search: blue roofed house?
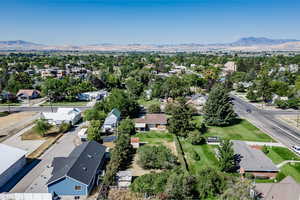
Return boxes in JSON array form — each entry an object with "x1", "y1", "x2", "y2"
[
  {"x1": 102, "y1": 108, "x2": 121, "y2": 132},
  {"x1": 47, "y1": 141, "x2": 107, "y2": 198}
]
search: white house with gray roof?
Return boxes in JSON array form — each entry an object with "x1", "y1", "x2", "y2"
[{"x1": 102, "y1": 108, "x2": 121, "y2": 132}]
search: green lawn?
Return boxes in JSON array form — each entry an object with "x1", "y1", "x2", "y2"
[
  {"x1": 281, "y1": 163, "x2": 300, "y2": 183},
  {"x1": 135, "y1": 131, "x2": 174, "y2": 145},
  {"x1": 265, "y1": 146, "x2": 300, "y2": 164},
  {"x1": 41, "y1": 101, "x2": 87, "y2": 106},
  {"x1": 137, "y1": 98, "x2": 160, "y2": 108},
  {"x1": 180, "y1": 140, "x2": 219, "y2": 174},
  {"x1": 193, "y1": 116, "x2": 274, "y2": 142}
]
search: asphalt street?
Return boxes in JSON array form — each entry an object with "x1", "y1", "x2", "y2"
[
  {"x1": 233, "y1": 95, "x2": 300, "y2": 147},
  {"x1": 0, "y1": 106, "x2": 90, "y2": 113}
]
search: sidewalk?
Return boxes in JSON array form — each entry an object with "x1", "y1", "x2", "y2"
[
  {"x1": 245, "y1": 141, "x2": 285, "y2": 147},
  {"x1": 277, "y1": 160, "x2": 300, "y2": 168}
]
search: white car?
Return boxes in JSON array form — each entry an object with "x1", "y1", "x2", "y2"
[{"x1": 291, "y1": 145, "x2": 300, "y2": 154}]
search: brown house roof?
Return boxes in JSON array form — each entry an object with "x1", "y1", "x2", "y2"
[
  {"x1": 255, "y1": 176, "x2": 300, "y2": 200},
  {"x1": 134, "y1": 114, "x2": 167, "y2": 125},
  {"x1": 16, "y1": 89, "x2": 40, "y2": 97}
]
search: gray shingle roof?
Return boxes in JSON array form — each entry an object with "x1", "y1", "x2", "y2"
[
  {"x1": 232, "y1": 140, "x2": 278, "y2": 172},
  {"x1": 47, "y1": 141, "x2": 107, "y2": 186}
]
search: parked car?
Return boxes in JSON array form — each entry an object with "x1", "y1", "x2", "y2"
[{"x1": 291, "y1": 145, "x2": 300, "y2": 154}]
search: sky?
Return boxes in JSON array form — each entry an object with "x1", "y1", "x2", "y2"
[{"x1": 1, "y1": 0, "x2": 300, "y2": 45}]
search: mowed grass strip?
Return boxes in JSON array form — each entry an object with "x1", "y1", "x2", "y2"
[
  {"x1": 180, "y1": 140, "x2": 218, "y2": 174},
  {"x1": 281, "y1": 163, "x2": 300, "y2": 183},
  {"x1": 193, "y1": 116, "x2": 274, "y2": 142},
  {"x1": 265, "y1": 147, "x2": 300, "y2": 164},
  {"x1": 135, "y1": 131, "x2": 174, "y2": 145}
]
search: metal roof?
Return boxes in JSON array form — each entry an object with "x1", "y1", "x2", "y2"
[
  {"x1": 47, "y1": 141, "x2": 106, "y2": 186},
  {"x1": 0, "y1": 144, "x2": 27, "y2": 175},
  {"x1": 232, "y1": 140, "x2": 278, "y2": 172}
]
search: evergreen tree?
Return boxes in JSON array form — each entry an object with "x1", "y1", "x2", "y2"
[
  {"x1": 217, "y1": 139, "x2": 236, "y2": 172},
  {"x1": 204, "y1": 84, "x2": 237, "y2": 126},
  {"x1": 246, "y1": 88, "x2": 258, "y2": 102}
]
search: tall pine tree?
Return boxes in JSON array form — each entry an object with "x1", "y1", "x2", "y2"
[{"x1": 204, "y1": 84, "x2": 237, "y2": 126}]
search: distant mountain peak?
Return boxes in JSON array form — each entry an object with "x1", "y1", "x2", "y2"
[
  {"x1": 230, "y1": 37, "x2": 300, "y2": 46},
  {"x1": 0, "y1": 40, "x2": 43, "y2": 46}
]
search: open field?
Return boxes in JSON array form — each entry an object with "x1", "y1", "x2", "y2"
[
  {"x1": 264, "y1": 146, "x2": 300, "y2": 164},
  {"x1": 41, "y1": 101, "x2": 87, "y2": 106},
  {"x1": 0, "y1": 111, "x2": 37, "y2": 130},
  {"x1": 193, "y1": 116, "x2": 274, "y2": 142}
]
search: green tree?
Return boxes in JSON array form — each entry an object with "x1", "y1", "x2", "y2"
[
  {"x1": 34, "y1": 119, "x2": 52, "y2": 137},
  {"x1": 118, "y1": 118, "x2": 136, "y2": 135},
  {"x1": 87, "y1": 120, "x2": 102, "y2": 142},
  {"x1": 167, "y1": 100, "x2": 194, "y2": 137},
  {"x1": 220, "y1": 179, "x2": 253, "y2": 200},
  {"x1": 246, "y1": 88, "x2": 258, "y2": 102},
  {"x1": 187, "y1": 131, "x2": 206, "y2": 145},
  {"x1": 83, "y1": 108, "x2": 106, "y2": 121},
  {"x1": 165, "y1": 171, "x2": 197, "y2": 200},
  {"x1": 148, "y1": 103, "x2": 161, "y2": 113},
  {"x1": 217, "y1": 139, "x2": 236, "y2": 172},
  {"x1": 197, "y1": 167, "x2": 227, "y2": 199},
  {"x1": 138, "y1": 145, "x2": 177, "y2": 169},
  {"x1": 203, "y1": 84, "x2": 237, "y2": 126}
]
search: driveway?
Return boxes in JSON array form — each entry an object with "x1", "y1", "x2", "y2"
[
  {"x1": 2, "y1": 124, "x2": 45, "y2": 156},
  {"x1": 9, "y1": 125, "x2": 82, "y2": 193}
]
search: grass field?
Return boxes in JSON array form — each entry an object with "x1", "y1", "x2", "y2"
[
  {"x1": 41, "y1": 101, "x2": 87, "y2": 106},
  {"x1": 135, "y1": 131, "x2": 174, "y2": 145},
  {"x1": 281, "y1": 163, "x2": 300, "y2": 183},
  {"x1": 193, "y1": 116, "x2": 274, "y2": 142},
  {"x1": 180, "y1": 140, "x2": 219, "y2": 174},
  {"x1": 265, "y1": 146, "x2": 300, "y2": 164},
  {"x1": 137, "y1": 98, "x2": 160, "y2": 108},
  {"x1": 22, "y1": 126, "x2": 60, "y2": 140}
]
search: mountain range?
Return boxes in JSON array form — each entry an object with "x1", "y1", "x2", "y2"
[{"x1": 0, "y1": 37, "x2": 300, "y2": 52}]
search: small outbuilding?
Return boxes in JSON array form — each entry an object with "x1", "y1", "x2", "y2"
[
  {"x1": 16, "y1": 89, "x2": 40, "y2": 100},
  {"x1": 0, "y1": 144, "x2": 27, "y2": 188}
]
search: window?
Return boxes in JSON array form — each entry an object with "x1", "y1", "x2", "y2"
[{"x1": 75, "y1": 185, "x2": 81, "y2": 190}]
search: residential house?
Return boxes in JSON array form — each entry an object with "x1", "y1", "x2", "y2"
[
  {"x1": 134, "y1": 113, "x2": 167, "y2": 131},
  {"x1": 254, "y1": 176, "x2": 300, "y2": 200},
  {"x1": 223, "y1": 61, "x2": 237, "y2": 73},
  {"x1": 0, "y1": 144, "x2": 27, "y2": 188},
  {"x1": 16, "y1": 89, "x2": 40, "y2": 100},
  {"x1": 232, "y1": 140, "x2": 279, "y2": 178},
  {"x1": 102, "y1": 109, "x2": 121, "y2": 132},
  {"x1": 41, "y1": 108, "x2": 82, "y2": 125},
  {"x1": 47, "y1": 141, "x2": 107, "y2": 198},
  {"x1": 186, "y1": 94, "x2": 208, "y2": 110},
  {"x1": 77, "y1": 90, "x2": 108, "y2": 101},
  {"x1": 116, "y1": 170, "x2": 132, "y2": 188}
]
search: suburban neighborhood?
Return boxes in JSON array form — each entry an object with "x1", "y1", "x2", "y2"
[{"x1": 0, "y1": 52, "x2": 300, "y2": 200}]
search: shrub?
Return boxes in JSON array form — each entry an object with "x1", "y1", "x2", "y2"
[
  {"x1": 34, "y1": 119, "x2": 52, "y2": 137},
  {"x1": 187, "y1": 131, "x2": 206, "y2": 145},
  {"x1": 138, "y1": 145, "x2": 178, "y2": 169},
  {"x1": 191, "y1": 150, "x2": 201, "y2": 161},
  {"x1": 262, "y1": 145, "x2": 269, "y2": 154},
  {"x1": 59, "y1": 122, "x2": 71, "y2": 133},
  {"x1": 275, "y1": 172, "x2": 286, "y2": 182},
  {"x1": 148, "y1": 104, "x2": 161, "y2": 113}
]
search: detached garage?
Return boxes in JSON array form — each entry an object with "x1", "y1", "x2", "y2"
[{"x1": 0, "y1": 144, "x2": 27, "y2": 188}]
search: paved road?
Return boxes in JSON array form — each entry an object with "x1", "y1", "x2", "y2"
[
  {"x1": 0, "y1": 106, "x2": 90, "y2": 112},
  {"x1": 233, "y1": 95, "x2": 300, "y2": 148},
  {"x1": 9, "y1": 126, "x2": 81, "y2": 193}
]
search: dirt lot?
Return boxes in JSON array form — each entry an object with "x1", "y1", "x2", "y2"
[
  {"x1": 0, "y1": 111, "x2": 37, "y2": 130},
  {"x1": 277, "y1": 115, "x2": 300, "y2": 130}
]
